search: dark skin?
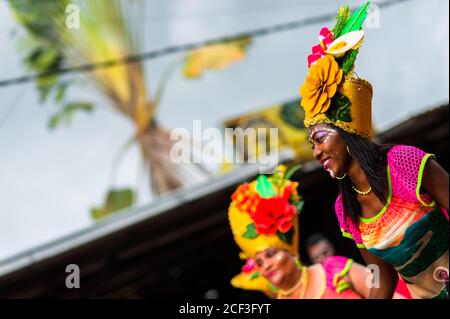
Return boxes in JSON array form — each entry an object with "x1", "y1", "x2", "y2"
[{"x1": 309, "y1": 123, "x2": 449, "y2": 298}]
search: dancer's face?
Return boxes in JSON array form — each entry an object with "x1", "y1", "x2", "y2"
[
  {"x1": 307, "y1": 239, "x2": 335, "y2": 264},
  {"x1": 308, "y1": 123, "x2": 350, "y2": 179},
  {"x1": 254, "y1": 248, "x2": 298, "y2": 288}
]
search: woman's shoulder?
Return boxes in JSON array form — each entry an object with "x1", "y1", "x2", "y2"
[
  {"x1": 387, "y1": 144, "x2": 429, "y2": 165},
  {"x1": 386, "y1": 144, "x2": 434, "y2": 181},
  {"x1": 304, "y1": 264, "x2": 326, "y2": 298},
  {"x1": 322, "y1": 256, "x2": 354, "y2": 292},
  {"x1": 386, "y1": 144, "x2": 436, "y2": 203},
  {"x1": 334, "y1": 194, "x2": 344, "y2": 222},
  {"x1": 322, "y1": 256, "x2": 352, "y2": 272}
]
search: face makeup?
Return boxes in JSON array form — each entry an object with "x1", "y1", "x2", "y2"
[
  {"x1": 309, "y1": 125, "x2": 339, "y2": 178},
  {"x1": 308, "y1": 126, "x2": 338, "y2": 144}
]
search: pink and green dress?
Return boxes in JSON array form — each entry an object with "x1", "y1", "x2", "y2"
[
  {"x1": 316, "y1": 256, "x2": 362, "y2": 299},
  {"x1": 335, "y1": 145, "x2": 449, "y2": 299}
]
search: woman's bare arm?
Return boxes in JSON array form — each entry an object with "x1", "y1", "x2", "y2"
[
  {"x1": 359, "y1": 248, "x2": 398, "y2": 299},
  {"x1": 347, "y1": 261, "x2": 371, "y2": 299},
  {"x1": 421, "y1": 158, "x2": 449, "y2": 212}
]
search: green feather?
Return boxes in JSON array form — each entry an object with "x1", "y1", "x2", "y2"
[
  {"x1": 340, "y1": 1, "x2": 371, "y2": 35},
  {"x1": 255, "y1": 175, "x2": 277, "y2": 198}
]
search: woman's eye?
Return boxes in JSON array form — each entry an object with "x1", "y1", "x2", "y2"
[
  {"x1": 256, "y1": 259, "x2": 263, "y2": 267},
  {"x1": 316, "y1": 133, "x2": 327, "y2": 143},
  {"x1": 266, "y1": 249, "x2": 276, "y2": 257}
]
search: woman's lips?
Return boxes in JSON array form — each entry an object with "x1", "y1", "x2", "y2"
[
  {"x1": 322, "y1": 158, "x2": 331, "y2": 170},
  {"x1": 267, "y1": 270, "x2": 277, "y2": 278}
]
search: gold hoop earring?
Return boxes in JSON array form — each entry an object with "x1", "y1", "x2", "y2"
[{"x1": 336, "y1": 173, "x2": 347, "y2": 180}]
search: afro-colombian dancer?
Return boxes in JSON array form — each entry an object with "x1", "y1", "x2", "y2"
[{"x1": 298, "y1": 1, "x2": 449, "y2": 299}]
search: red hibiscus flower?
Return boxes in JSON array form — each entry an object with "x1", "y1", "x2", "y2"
[
  {"x1": 307, "y1": 27, "x2": 334, "y2": 67},
  {"x1": 251, "y1": 196, "x2": 296, "y2": 235}
]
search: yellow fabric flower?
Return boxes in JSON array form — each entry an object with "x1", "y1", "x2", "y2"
[{"x1": 299, "y1": 55, "x2": 343, "y2": 120}]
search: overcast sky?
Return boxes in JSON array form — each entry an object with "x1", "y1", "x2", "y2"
[{"x1": 0, "y1": 0, "x2": 448, "y2": 262}]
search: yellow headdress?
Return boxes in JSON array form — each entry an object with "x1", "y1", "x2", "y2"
[
  {"x1": 299, "y1": 2, "x2": 373, "y2": 138},
  {"x1": 228, "y1": 165, "x2": 304, "y2": 296}
]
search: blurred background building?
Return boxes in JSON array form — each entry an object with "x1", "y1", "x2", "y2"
[{"x1": 0, "y1": 0, "x2": 448, "y2": 298}]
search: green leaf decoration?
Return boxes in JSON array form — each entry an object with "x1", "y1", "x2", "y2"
[
  {"x1": 295, "y1": 200, "x2": 305, "y2": 215},
  {"x1": 243, "y1": 223, "x2": 259, "y2": 239},
  {"x1": 256, "y1": 175, "x2": 277, "y2": 198},
  {"x1": 91, "y1": 188, "x2": 135, "y2": 220},
  {"x1": 284, "y1": 164, "x2": 301, "y2": 181},
  {"x1": 48, "y1": 102, "x2": 94, "y2": 129},
  {"x1": 332, "y1": 5, "x2": 351, "y2": 39},
  {"x1": 340, "y1": 1, "x2": 371, "y2": 36},
  {"x1": 341, "y1": 49, "x2": 359, "y2": 75},
  {"x1": 277, "y1": 227, "x2": 294, "y2": 245},
  {"x1": 268, "y1": 282, "x2": 279, "y2": 292},
  {"x1": 250, "y1": 272, "x2": 260, "y2": 281},
  {"x1": 327, "y1": 93, "x2": 352, "y2": 123}
]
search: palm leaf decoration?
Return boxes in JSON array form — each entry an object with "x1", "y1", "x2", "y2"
[
  {"x1": 7, "y1": 0, "x2": 251, "y2": 219},
  {"x1": 332, "y1": 5, "x2": 351, "y2": 39}
]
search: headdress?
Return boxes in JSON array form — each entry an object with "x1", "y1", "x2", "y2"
[
  {"x1": 299, "y1": 2, "x2": 373, "y2": 138},
  {"x1": 228, "y1": 165, "x2": 304, "y2": 296}
]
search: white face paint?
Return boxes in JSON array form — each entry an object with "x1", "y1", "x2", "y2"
[
  {"x1": 327, "y1": 168, "x2": 336, "y2": 179},
  {"x1": 309, "y1": 125, "x2": 340, "y2": 179},
  {"x1": 308, "y1": 126, "x2": 339, "y2": 144}
]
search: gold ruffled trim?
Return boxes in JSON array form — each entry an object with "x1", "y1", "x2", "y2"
[{"x1": 304, "y1": 115, "x2": 371, "y2": 138}]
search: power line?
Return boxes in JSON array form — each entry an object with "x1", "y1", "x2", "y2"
[{"x1": 0, "y1": 0, "x2": 413, "y2": 88}]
